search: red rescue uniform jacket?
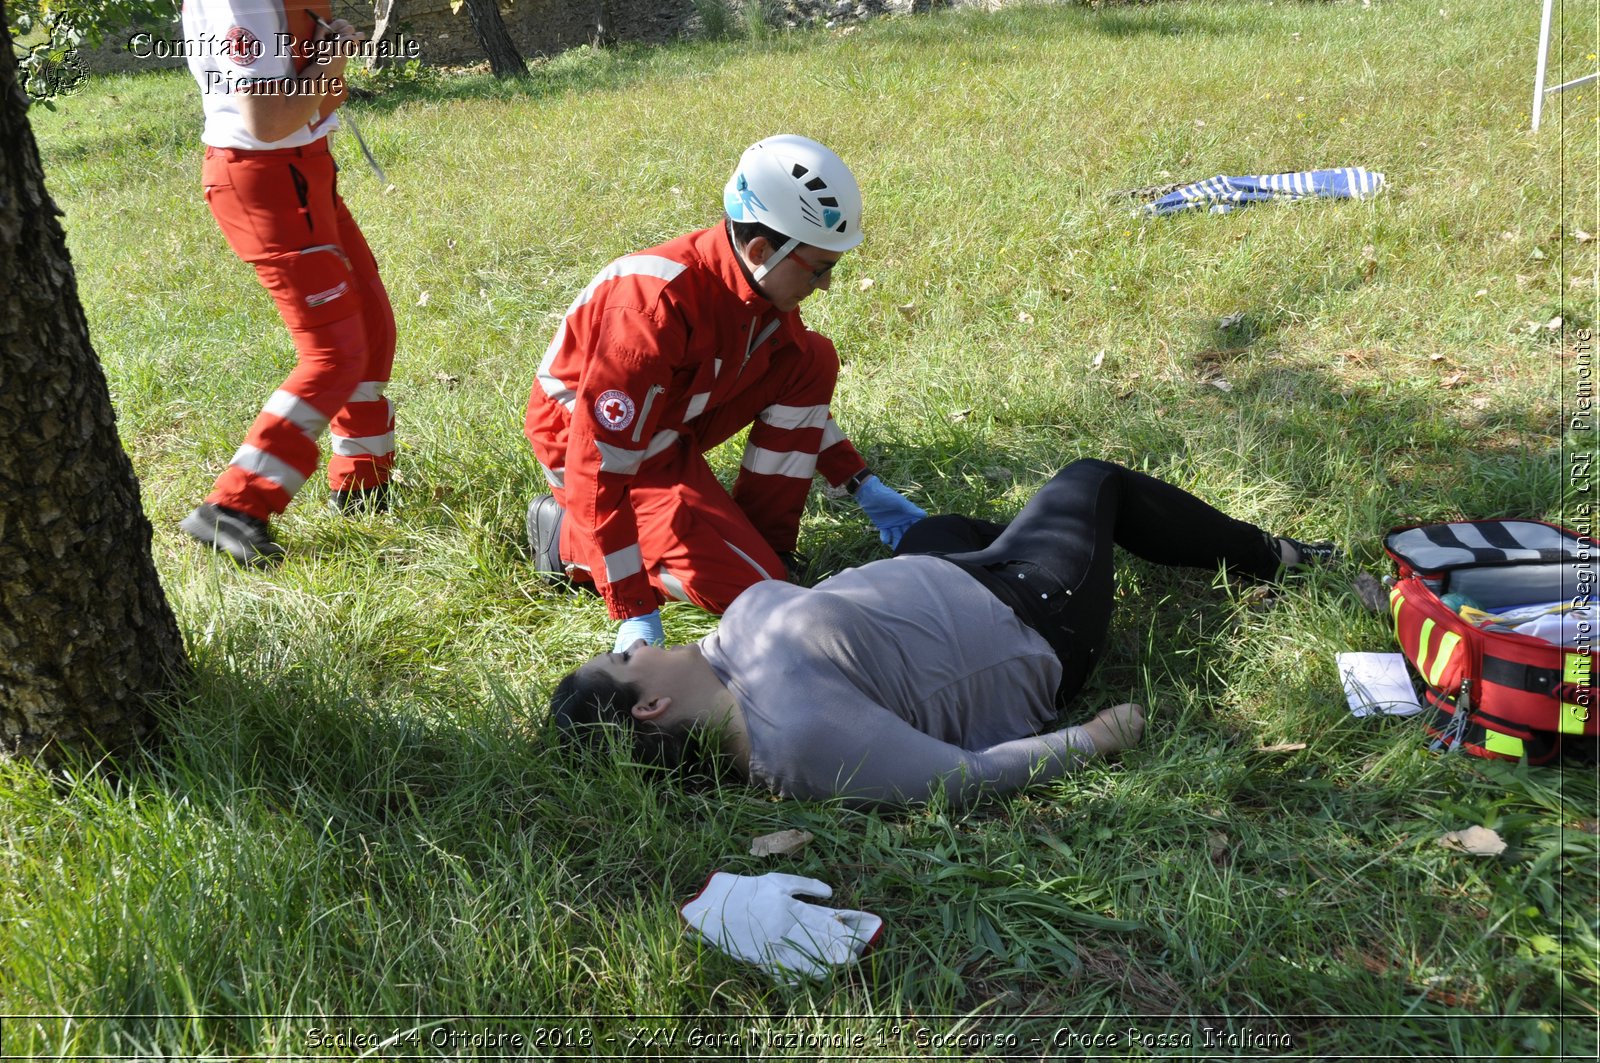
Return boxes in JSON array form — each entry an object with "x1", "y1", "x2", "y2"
[{"x1": 524, "y1": 225, "x2": 865, "y2": 619}]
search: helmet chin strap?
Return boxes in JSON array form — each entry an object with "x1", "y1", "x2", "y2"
[{"x1": 750, "y1": 237, "x2": 798, "y2": 284}]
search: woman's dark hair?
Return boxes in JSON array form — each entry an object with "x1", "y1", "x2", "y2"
[
  {"x1": 547, "y1": 665, "x2": 731, "y2": 781},
  {"x1": 547, "y1": 666, "x2": 690, "y2": 768},
  {"x1": 727, "y1": 216, "x2": 792, "y2": 254}
]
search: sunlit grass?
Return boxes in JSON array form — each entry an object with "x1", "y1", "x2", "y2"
[{"x1": 11, "y1": 0, "x2": 1598, "y2": 1056}]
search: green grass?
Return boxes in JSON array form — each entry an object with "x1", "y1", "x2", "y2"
[{"x1": 11, "y1": 0, "x2": 1599, "y2": 1057}]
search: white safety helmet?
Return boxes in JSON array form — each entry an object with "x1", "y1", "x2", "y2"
[{"x1": 723, "y1": 134, "x2": 863, "y2": 281}]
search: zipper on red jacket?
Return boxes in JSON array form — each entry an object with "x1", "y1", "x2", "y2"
[{"x1": 740, "y1": 316, "x2": 781, "y2": 379}]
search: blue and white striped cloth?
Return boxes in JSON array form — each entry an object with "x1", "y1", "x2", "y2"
[{"x1": 1145, "y1": 167, "x2": 1386, "y2": 216}]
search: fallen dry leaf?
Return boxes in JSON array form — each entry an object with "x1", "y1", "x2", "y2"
[
  {"x1": 750, "y1": 829, "x2": 813, "y2": 857},
  {"x1": 1352, "y1": 572, "x2": 1388, "y2": 613},
  {"x1": 416, "y1": 291, "x2": 430, "y2": 307},
  {"x1": 1429, "y1": 353, "x2": 1446, "y2": 362},
  {"x1": 1530, "y1": 247, "x2": 1547, "y2": 261},
  {"x1": 1209, "y1": 378, "x2": 1234, "y2": 392},
  {"x1": 1574, "y1": 230, "x2": 1594, "y2": 244},
  {"x1": 1473, "y1": 288, "x2": 1488, "y2": 298},
  {"x1": 858, "y1": 277, "x2": 875, "y2": 291},
  {"x1": 1017, "y1": 311, "x2": 1034, "y2": 324},
  {"x1": 1090, "y1": 351, "x2": 1106, "y2": 370},
  {"x1": 1207, "y1": 831, "x2": 1232, "y2": 867},
  {"x1": 1546, "y1": 316, "x2": 1564, "y2": 331},
  {"x1": 1439, "y1": 372, "x2": 1466, "y2": 389},
  {"x1": 1259, "y1": 742, "x2": 1308, "y2": 754},
  {"x1": 1218, "y1": 311, "x2": 1246, "y2": 331},
  {"x1": 948, "y1": 408, "x2": 972, "y2": 423},
  {"x1": 1438, "y1": 825, "x2": 1507, "y2": 856},
  {"x1": 895, "y1": 302, "x2": 916, "y2": 321},
  {"x1": 1362, "y1": 244, "x2": 1378, "y2": 281}
]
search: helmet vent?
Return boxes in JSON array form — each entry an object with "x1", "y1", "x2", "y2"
[
  {"x1": 791, "y1": 164, "x2": 810, "y2": 178},
  {"x1": 804, "y1": 176, "x2": 828, "y2": 191}
]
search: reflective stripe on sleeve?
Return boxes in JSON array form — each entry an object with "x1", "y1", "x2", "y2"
[
  {"x1": 820, "y1": 418, "x2": 848, "y2": 449},
  {"x1": 347, "y1": 380, "x2": 388, "y2": 403},
  {"x1": 594, "y1": 430, "x2": 680, "y2": 475},
  {"x1": 604, "y1": 544, "x2": 643, "y2": 582},
  {"x1": 538, "y1": 254, "x2": 689, "y2": 412}
]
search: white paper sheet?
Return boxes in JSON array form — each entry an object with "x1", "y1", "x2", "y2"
[{"x1": 1337, "y1": 652, "x2": 1423, "y2": 718}]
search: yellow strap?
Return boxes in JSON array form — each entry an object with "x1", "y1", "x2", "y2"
[
  {"x1": 1564, "y1": 654, "x2": 1592, "y2": 687},
  {"x1": 1483, "y1": 730, "x2": 1525, "y2": 757},
  {"x1": 1416, "y1": 618, "x2": 1437, "y2": 678},
  {"x1": 1428, "y1": 631, "x2": 1463, "y2": 688},
  {"x1": 1560, "y1": 701, "x2": 1590, "y2": 735}
]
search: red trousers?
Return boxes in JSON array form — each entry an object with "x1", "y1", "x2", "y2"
[
  {"x1": 557, "y1": 332, "x2": 858, "y2": 615},
  {"x1": 201, "y1": 139, "x2": 396, "y2": 519}
]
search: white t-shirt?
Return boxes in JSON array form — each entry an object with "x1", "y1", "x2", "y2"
[{"x1": 183, "y1": 0, "x2": 339, "y2": 150}]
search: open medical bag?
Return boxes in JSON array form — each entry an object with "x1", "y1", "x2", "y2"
[{"x1": 1384, "y1": 520, "x2": 1597, "y2": 762}]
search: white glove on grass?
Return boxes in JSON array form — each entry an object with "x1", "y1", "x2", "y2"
[{"x1": 679, "y1": 871, "x2": 883, "y2": 982}]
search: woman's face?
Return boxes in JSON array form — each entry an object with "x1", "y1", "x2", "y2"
[{"x1": 579, "y1": 640, "x2": 698, "y2": 716}]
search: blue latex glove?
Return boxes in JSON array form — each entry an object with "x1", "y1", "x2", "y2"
[
  {"x1": 854, "y1": 474, "x2": 927, "y2": 550},
  {"x1": 614, "y1": 609, "x2": 666, "y2": 652}
]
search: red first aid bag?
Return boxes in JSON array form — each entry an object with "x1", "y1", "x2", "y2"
[{"x1": 1385, "y1": 519, "x2": 1597, "y2": 762}]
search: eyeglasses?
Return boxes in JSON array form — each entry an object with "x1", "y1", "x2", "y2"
[{"x1": 786, "y1": 248, "x2": 840, "y2": 283}]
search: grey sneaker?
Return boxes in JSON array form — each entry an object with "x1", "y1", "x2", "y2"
[
  {"x1": 526, "y1": 494, "x2": 566, "y2": 577},
  {"x1": 180, "y1": 503, "x2": 286, "y2": 567},
  {"x1": 328, "y1": 482, "x2": 391, "y2": 515}
]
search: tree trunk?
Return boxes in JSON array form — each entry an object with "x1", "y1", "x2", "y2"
[
  {"x1": 460, "y1": 0, "x2": 529, "y2": 79},
  {"x1": 0, "y1": 0, "x2": 188, "y2": 764}
]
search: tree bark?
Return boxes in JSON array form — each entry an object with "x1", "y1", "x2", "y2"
[
  {"x1": 0, "y1": 0, "x2": 188, "y2": 764},
  {"x1": 460, "y1": 0, "x2": 529, "y2": 79}
]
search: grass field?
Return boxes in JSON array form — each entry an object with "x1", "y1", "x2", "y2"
[{"x1": 10, "y1": 0, "x2": 1600, "y2": 1057}]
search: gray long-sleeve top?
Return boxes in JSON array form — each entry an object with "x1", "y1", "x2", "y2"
[{"x1": 697, "y1": 554, "x2": 1095, "y2": 808}]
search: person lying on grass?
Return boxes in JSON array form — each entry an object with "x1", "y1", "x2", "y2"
[{"x1": 549, "y1": 459, "x2": 1335, "y2": 809}]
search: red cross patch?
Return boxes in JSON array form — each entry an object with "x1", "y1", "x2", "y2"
[
  {"x1": 594, "y1": 389, "x2": 636, "y2": 432},
  {"x1": 222, "y1": 26, "x2": 263, "y2": 66}
]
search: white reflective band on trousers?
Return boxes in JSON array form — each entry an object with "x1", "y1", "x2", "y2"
[
  {"x1": 740, "y1": 444, "x2": 818, "y2": 480},
  {"x1": 330, "y1": 432, "x2": 395, "y2": 457},
  {"x1": 758, "y1": 403, "x2": 830, "y2": 431},
  {"x1": 228, "y1": 443, "x2": 308, "y2": 494},
  {"x1": 263, "y1": 389, "x2": 331, "y2": 437}
]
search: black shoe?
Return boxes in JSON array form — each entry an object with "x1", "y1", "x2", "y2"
[
  {"x1": 329, "y1": 482, "x2": 391, "y2": 515},
  {"x1": 180, "y1": 503, "x2": 286, "y2": 567},
  {"x1": 776, "y1": 550, "x2": 809, "y2": 583},
  {"x1": 527, "y1": 494, "x2": 566, "y2": 577},
  {"x1": 1277, "y1": 536, "x2": 1342, "y2": 570}
]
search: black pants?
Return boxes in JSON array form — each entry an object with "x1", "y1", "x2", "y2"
[{"x1": 897, "y1": 459, "x2": 1281, "y2": 705}]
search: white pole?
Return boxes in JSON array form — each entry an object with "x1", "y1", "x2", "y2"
[{"x1": 1533, "y1": 0, "x2": 1555, "y2": 131}]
